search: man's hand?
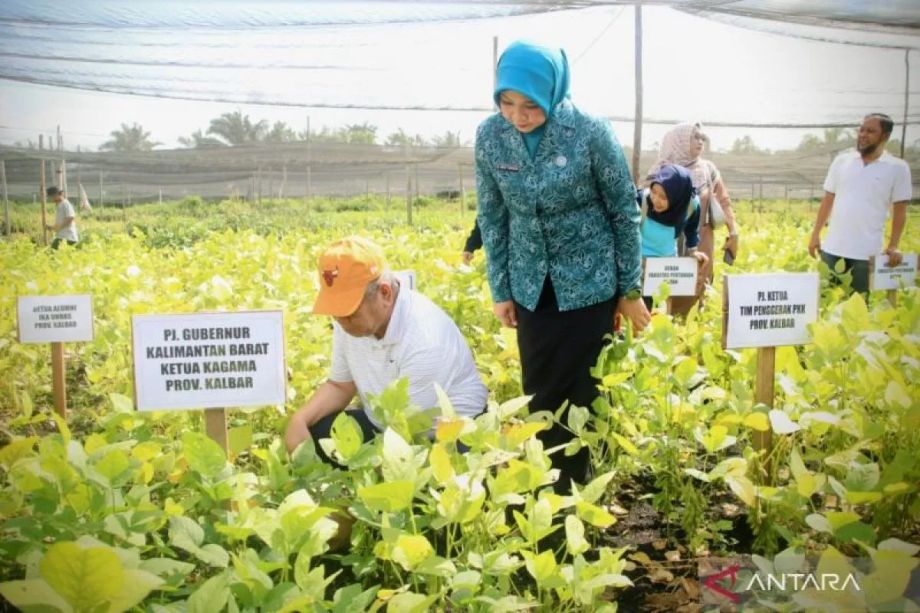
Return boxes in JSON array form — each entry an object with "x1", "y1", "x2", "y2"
[
  {"x1": 617, "y1": 296, "x2": 650, "y2": 333},
  {"x1": 808, "y1": 233, "x2": 821, "y2": 259},
  {"x1": 493, "y1": 301, "x2": 517, "y2": 328},
  {"x1": 885, "y1": 246, "x2": 903, "y2": 267},
  {"x1": 284, "y1": 412, "x2": 311, "y2": 454}
]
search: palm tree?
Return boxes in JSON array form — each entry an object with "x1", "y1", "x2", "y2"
[
  {"x1": 178, "y1": 129, "x2": 225, "y2": 148},
  {"x1": 264, "y1": 121, "x2": 298, "y2": 143},
  {"x1": 99, "y1": 123, "x2": 160, "y2": 152},
  {"x1": 206, "y1": 111, "x2": 268, "y2": 146}
]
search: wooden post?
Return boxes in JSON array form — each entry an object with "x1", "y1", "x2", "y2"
[
  {"x1": 458, "y1": 163, "x2": 465, "y2": 216},
  {"x1": 414, "y1": 163, "x2": 420, "y2": 203},
  {"x1": 281, "y1": 164, "x2": 287, "y2": 199},
  {"x1": 887, "y1": 289, "x2": 898, "y2": 307},
  {"x1": 158, "y1": 187, "x2": 163, "y2": 205},
  {"x1": 406, "y1": 166, "x2": 412, "y2": 225},
  {"x1": 204, "y1": 408, "x2": 229, "y2": 454},
  {"x1": 1, "y1": 160, "x2": 9, "y2": 236},
  {"x1": 40, "y1": 159, "x2": 49, "y2": 246},
  {"x1": 51, "y1": 342, "x2": 67, "y2": 418},
  {"x1": 99, "y1": 171, "x2": 104, "y2": 208},
  {"x1": 631, "y1": 3, "x2": 643, "y2": 183},
  {"x1": 39, "y1": 134, "x2": 44, "y2": 152},
  {"x1": 385, "y1": 172, "x2": 390, "y2": 211},
  {"x1": 754, "y1": 346, "x2": 775, "y2": 460},
  {"x1": 121, "y1": 184, "x2": 127, "y2": 230},
  {"x1": 901, "y1": 49, "x2": 910, "y2": 160},
  {"x1": 306, "y1": 165, "x2": 312, "y2": 204},
  {"x1": 60, "y1": 159, "x2": 67, "y2": 194}
]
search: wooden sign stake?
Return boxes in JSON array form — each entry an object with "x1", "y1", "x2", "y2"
[
  {"x1": 204, "y1": 408, "x2": 229, "y2": 454},
  {"x1": 753, "y1": 346, "x2": 775, "y2": 459},
  {"x1": 51, "y1": 342, "x2": 67, "y2": 418},
  {"x1": 887, "y1": 289, "x2": 898, "y2": 307}
]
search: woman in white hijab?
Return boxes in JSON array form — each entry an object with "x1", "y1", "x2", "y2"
[{"x1": 647, "y1": 122, "x2": 739, "y2": 314}]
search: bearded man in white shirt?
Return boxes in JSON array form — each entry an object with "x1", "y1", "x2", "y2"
[{"x1": 808, "y1": 113, "x2": 911, "y2": 294}]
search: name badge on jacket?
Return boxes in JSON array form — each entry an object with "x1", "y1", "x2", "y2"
[{"x1": 496, "y1": 163, "x2": 520, "y2": 172}]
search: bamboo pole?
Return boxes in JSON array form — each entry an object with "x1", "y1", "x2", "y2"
[
  {"x1": 406, "y1": 166, "x2": 412, "y2": 225},
  {"x1": 1, "y1": 160, "x2": 9, "y2": 236},
  {"x1": 631, "y1": 3, "x2": 643, "y2": 183},
  {"x1": 40, "y1": 160, "x2": 49, "y2": 246}
]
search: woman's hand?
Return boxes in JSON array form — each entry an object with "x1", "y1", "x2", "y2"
[
  {"x1": 462, "y1": 251, "x2": 474, "y2": 265},
  {"x1": 493, "y1": 301, "x2": 518, "y2": 328},
  {"x1": 616, "y1": 296, "x2": 650, "y2": 333},
  {"x1": 724, "y1": 234, "x2": 739, "y2": 259},
  {"x1": 691, "y1": 250, "x2": 709, "y2": 294}
]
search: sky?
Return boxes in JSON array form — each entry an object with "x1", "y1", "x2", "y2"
[{"x1": 1, "y1": 4, "x2": 918, "y2": 153}]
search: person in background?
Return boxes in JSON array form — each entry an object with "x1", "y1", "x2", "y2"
[
  {"x1": 647, "y1": 122, "x2": 739, "y2": 315},
  {"x1": 808, "y1": 113, "x2": 911, "y2": 294},
  {"x1": 638, "y1": 164, "x2": 708, "y2": 310},
  {"x1": 462, "y1": 219, "x2": 482, "y2": 264},
  {"x1": 475, "y1": 40, "x2": 649, "y2": 492},
  {"x1": 45, "y1": 186, "x2": 78, "y2": 249},
  {"x1": 284, "y1": 236, "x2": 488, "y2": 459}
]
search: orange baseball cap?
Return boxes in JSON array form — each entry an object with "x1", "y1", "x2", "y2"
[{"x1": 312, "y1": 236, "x2": 387, "y2": 317}]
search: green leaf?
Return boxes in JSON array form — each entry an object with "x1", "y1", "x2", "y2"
[
  {"x1": 387, "y1": 591, "x2": 439, "y2": 613},
  {"x1": 358, "y1": 480, "x2": 414, "y2": 513},
  {"x1": 412, "y1": 555, "x2": 456, "y2": 577},
  {"x1": 575, "y1": 501, "x2": 616, "y2": 528},
  {"x1": 0, "y1": 579, "x2": 71, "y2": 613},
  {"x1": 884, "y1": 381, "x2": 911, "y2": 410},
  {"x1": 578, "y1": 471, "x2": 615, "y2": 504},
  {"x1": 844, "y1": 462, "x2": 879, "y2": 492},
  {"x1": 805, "y1": 513, "x2": 833, "y2": 534},
  {"x1": 0, "y1": 437, "x2": 39, "y2": 469},
  {"x1": 109, "y1": 393, "x2": 134, "y2": 413},
  {"x1": 228, "y1": 424, "x2": 253, "y2": 457},
  {"x1": 392, "y1": 534, "x2": 434, "y2": 571},
  {"x1": 726, "y1": 475, "x2": 756, "y2": 506},
  {"x1": 381, "y1": 429, "x2": 414, "y2": 483},
  {"x1": 169, "y1": 516, "x2": 204, "y2": 549},
  {"x1": 611, "y1": 433, "x2": 639, "y2": 456},
  {"x1": 768, "y1": 409, "x2": 801, "y2": 435},
  {"x1": 429, "y1": 443, "x2": 454, "y2": 485},
  {"x1": 330, "y1": 412, "x2": 362, "y2": 460},
  {"x1": 187, "y1": 571, "x2": 230, "y2": 613},
  {"x1": 181, "y1": 432, "x2": 227, "y2": 479},
  {"x1": 40, "y1": 542, "x2": 123, "y2": 612},
  {"x1": 565, "y1": 515, "x2": 589, "y2": 556},
  {"x1": 840, "y1": 292, "x2": 870, "y2": 332},
  {"x1": 523, "y1": 550, "x2": 557, "y2": 583},
  {"x1": 106, "y1": 569, "x2": 164, "y2": 612},
  {"x1": 672, "y1": 357, "x2": 697, "y2": 388}
]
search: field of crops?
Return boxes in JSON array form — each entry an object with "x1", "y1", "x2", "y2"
[{"x1": 1, "y1": 196, "x2": 918, "y2": 612}]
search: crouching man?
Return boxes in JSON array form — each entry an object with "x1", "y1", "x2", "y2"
[{"x1": 284, "y1": 236, "x2": 488, "y2": 459}]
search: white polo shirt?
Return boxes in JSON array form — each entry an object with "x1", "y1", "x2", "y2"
[
  {"x1": 55, "y1": 199, "x2": 79, "y2": 242},
  {"x1": 822, "y1": 150, "x2": 911, "y2": 260},
  {"x1": 329, "y1": 285, "x2": 488, "y2": 429}
]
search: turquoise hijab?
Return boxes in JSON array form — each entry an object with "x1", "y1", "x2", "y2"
[{"x1": 493, "y1": 40, "x2": 571, "y2": 159}]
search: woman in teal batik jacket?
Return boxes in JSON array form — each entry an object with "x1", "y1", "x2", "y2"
[{"x1": 475, "y1": 40, "x2": 650, "y2": 492}]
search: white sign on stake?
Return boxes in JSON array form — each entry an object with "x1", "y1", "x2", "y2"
[
  {"x1": 17, "y1": 295, "x2": 94, "y2": 344},
  {"x1": 132, "y1": 311, "x2": 286, "y2": 411},
  {"x1": 723, "y1": 273, "x2": 819, "y2": 349},
  {"x1": 869, "y1": 253, "x2": 917, "y2": 291},
  {"x1": 643, "y1": 257, "x2": 698, "y2": 297}
]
